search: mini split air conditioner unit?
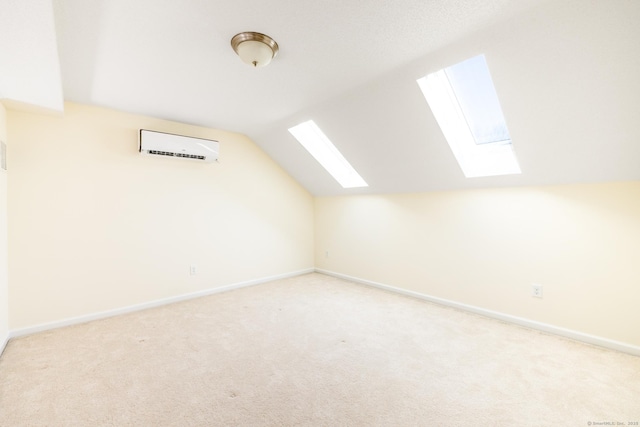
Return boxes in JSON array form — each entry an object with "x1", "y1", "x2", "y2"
[{"x1": 139, "y1": 129, "x2": 219, "y2": 162}]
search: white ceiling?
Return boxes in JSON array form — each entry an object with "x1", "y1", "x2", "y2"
[
  {"x1": 6, "y1": 0, "x2": 640, "y2": 195},
  {"x1": 0, "y1": 0, "x2": 63, "y2": 112}
]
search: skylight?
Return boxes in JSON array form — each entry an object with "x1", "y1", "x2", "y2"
[
  {"x1": 417, "y1": 54, "x2": 521, "y2": 178},
  {"x1": 288, "y1": 120, "x2": 368, "y2": 188}
]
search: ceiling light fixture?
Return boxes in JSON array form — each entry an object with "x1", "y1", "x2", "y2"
[{"x1": 231, "y1": 32, "x2": 279, "y2": 68}]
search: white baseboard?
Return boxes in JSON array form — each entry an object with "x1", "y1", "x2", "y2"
[
  {"x1": 316, "y1": 269, "x2": 640, "y2": 357},
  {"x1": 0, "y1": 331, "x2": 8, "y2": 357},
  {"x1": 9, "y1": 268, "x2": 314, "y2": 340}
]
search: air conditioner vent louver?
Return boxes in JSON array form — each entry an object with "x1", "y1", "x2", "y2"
[
  {"x1": 148, "y1": 150, "x2": 206, "y2": 160},
  {"x1": 139, "y1": 129, "x2": 219, "y2": 163}
]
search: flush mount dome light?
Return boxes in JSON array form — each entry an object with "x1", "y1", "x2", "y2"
[{"x1": 231, "y1": 32, "x2": 279, "y2": 68}]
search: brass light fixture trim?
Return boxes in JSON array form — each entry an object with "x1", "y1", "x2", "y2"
[{"x1": 231, "y1": 32, "x2": 279, "y2": 68}]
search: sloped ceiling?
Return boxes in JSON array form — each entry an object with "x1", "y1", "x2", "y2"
[
  {"x1": 0, "y1": 0, "x2": 63, "y2": 112},
  {"x1": 9, "y1": 1, "x2": 640, "y2": 195}
]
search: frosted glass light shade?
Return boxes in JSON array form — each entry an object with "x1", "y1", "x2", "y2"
[{"x1": 236, "y1": 40, "x2": 274, "y2": 67}]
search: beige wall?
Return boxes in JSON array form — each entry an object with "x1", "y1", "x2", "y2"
[
  {"x1": 315, "y1": 183, "x2": 640, "y2": 347},
  {"x1": 5, "y1": 101, "x2": 639, "y2": 350},
  {"x1": 7, "y1": 103, "x2": 314, "y2": 329},
  {"x1": 0, "y1": 103, "x2": 8, "y2": 343}
]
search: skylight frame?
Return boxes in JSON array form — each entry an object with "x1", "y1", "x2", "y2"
[
  {"x1": 417, "y1": 54, "x2": 521, "y2": 178},
  {"x1": 288, "y1": 120, "x2": 368, "y2": 189}
]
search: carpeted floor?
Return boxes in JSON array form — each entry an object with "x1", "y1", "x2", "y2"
[{"x1": 1, "y1": 273, "x2": 639, "y2": 426}]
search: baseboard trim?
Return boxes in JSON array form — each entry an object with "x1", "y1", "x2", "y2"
[
  {"x1": 0, "y1": 332, "x2": 8, "y2": 357},
  {"x1": 316, "y1": 269, "x2": 640, "y2": 357},
  {"x1": 9, "y1": 268, "x2": 314, "y2": 340}
]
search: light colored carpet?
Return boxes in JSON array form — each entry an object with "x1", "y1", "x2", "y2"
[{"x1": 1, "y1": 273, "x2": 639, "y2": 426}]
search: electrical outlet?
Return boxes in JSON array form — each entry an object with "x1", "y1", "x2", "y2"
[
  {"x1": 532, "y1": 284, "x2": 543, "y2": 298},
  {"x1": 190, "y1": 265, "x2": 197, "y2": 276}
]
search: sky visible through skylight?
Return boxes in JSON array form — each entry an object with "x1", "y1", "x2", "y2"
[
  {"x1": 445, "y1": 55, "x2": 511, "y2": 145},
  {"x1": 417, "y1": 54, "x2": 521, "y2": 178}
]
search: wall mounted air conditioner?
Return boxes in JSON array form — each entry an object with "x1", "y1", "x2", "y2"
[{"x1": 139, "y1": 129, "x2": 219, "y2": 162}]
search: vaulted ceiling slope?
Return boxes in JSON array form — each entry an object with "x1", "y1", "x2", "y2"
[
  {"x1": 5, "y1": 0, "x2": 640, "y2": 196},
  {"x1": 0, "y1": 0, "x2": 63, "y2": 112}
]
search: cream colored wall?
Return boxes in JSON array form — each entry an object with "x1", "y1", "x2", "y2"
[
  {"x1": 7, "y1": 102, "x2": 639, "y2": 349},
  {"x1": 315, "y1": 183, "x2": 640, "y2": 347},
  {"x1": 0, "y1": 103, "x2": 8, "y2": 343},
  {"x1": 7, "y1": 102, "x2": 314, "y2": 329}
]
